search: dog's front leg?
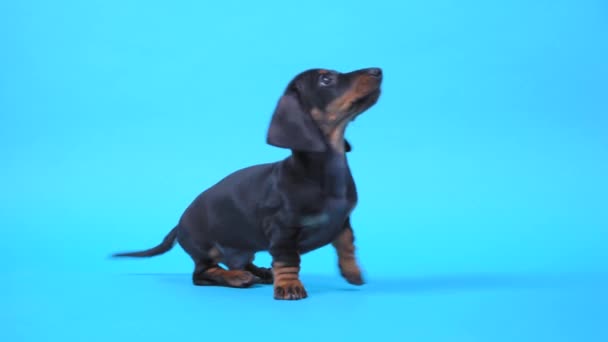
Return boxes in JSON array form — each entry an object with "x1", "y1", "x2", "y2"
[
  {"x1": 269, "y1": 226, "x2": 307, "y2": 300},
  {"x1": 332, "y1": 219, "x2": 364, "y2": 285}
]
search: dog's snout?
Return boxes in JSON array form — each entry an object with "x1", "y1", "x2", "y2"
[{"x1": 366, "y1": 68, "x2": 382, "y2": 78}]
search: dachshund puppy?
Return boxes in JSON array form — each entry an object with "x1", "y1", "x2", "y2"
[{"x1": 113, "y1": 67, "x2": 383, "y2": 300}]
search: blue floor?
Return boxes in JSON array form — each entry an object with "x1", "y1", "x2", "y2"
[{"x1": 3, "y1": 267, "x2": 607, "y2": 341}]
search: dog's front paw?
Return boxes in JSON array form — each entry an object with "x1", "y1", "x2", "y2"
[
  {"x1": 342, "y1": 270, "x2": 364, "y2": 285},
  {"x1": 274, "y1": 279, "x2": 308, "y2": 300},
  {"x1": 340, "y1": 262, "x2": 365, "y2": 285}
]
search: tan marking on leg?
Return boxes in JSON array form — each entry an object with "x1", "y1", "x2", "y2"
[
  {"x1": 332, "y1": 228, "x2": 364, "y2": 285},
  {"x1": 272, "y1": 262, "x2": 308, "y2": 300},
  {"x1": 202, "y1": 266, "x2": 257, "y2": 287}
]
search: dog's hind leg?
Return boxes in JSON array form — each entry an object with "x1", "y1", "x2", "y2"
[
  {"x1": 223, "y1": 248, "x2": 273, "y2": 285},
  {"x1": 193, "y1": 263, "x2": 259, "y2": 288},
  {"x1": 190, "y1": 246, "x2": 260, "y2": 288},
  {"x1": 176, "y1": 228, "x2": 258, "y2": 288}
]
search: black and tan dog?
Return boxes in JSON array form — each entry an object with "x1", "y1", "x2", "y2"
[{"x1": 113, "y1": 67, "x2": 383, "y2": 300}]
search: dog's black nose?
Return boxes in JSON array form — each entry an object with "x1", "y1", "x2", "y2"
[{"x1": 366, "y1": 68, "x2": 382, "y2": 79}]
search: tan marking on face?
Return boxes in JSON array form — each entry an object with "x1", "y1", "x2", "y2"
[
  {"x1": 311, "y1": 107, "x2": 324, "y2": 122},
  {"x1": 311, "y1": 107, "x2": 346, "y2": 152},
  {"x1": 327, "y1": 125, "x2": 347, "y2": 153},
  {"x1": 308, "y1": 74, "x2": 379, "y2": 153},
  {"x1": 312, "y1": 75, "x2": 376, "y2": 152},
  {"x1": 326, "y1": 75, "x2": 378, "y2": 115}
]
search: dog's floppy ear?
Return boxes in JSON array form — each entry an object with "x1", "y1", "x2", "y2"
[
  {"x1": 344, "y1": 139, "x2": 352, "y2": 152},
  {"x1": 266, "y1": 92, "x2": 327, "y2": 152}
]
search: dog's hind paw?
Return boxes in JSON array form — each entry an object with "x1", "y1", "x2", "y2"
[
  {"x1": 194, "y1": 268, "x2": 259, "y2": 288},
  {"x1": 224, "y1": 271, "x2": 259, "y2": 288},
  {"x1": 245, "y1": 264, "x2": 274, "y2": 284}
]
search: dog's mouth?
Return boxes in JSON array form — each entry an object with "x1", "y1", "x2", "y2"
[{"x1": 349, "y1": 88, "x2": 381, "y2": 121}]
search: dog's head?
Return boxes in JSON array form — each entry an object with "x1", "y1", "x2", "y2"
[{"x1": 266, "y1": 68, "x2": 382, "y2": 153}]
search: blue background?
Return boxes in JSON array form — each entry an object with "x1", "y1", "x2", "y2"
[{"x1": 1, "y1": 0, "x2": 607, "y2": 341}]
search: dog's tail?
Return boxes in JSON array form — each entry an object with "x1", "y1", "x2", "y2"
[{"x1": 111, "y1": 226, "x2": 178, "y2": 258}]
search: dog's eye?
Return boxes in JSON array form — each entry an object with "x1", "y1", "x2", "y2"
[{"x1": 319, "y1": 74, "x2": 333, "y2": 86}]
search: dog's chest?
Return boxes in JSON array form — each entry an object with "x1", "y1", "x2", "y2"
[
  {"x1": 323, "y1": 154, "x2": 349, "y2": 197},
  {"x1": 297, "y1": 196, "x2": 354, "y2": 252}
]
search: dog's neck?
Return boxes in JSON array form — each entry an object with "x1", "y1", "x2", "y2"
[
  {"x1": 324, "y1": 125, "x2": 348, "y2": 153},
  {"x1": 290, "y1": 148, "x2": 349, "y2": 197},
  {"x1": 312, "y1": 109, "x2": 349, "y2": 153}
]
